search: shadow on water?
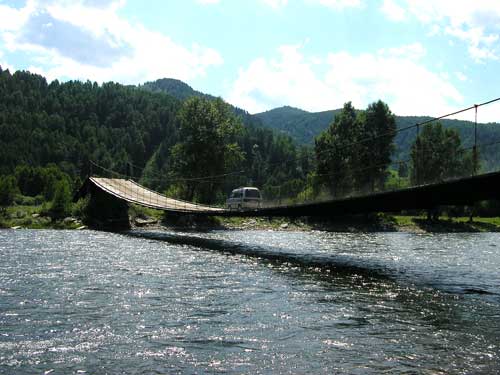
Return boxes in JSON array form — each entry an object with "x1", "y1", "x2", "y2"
[
  {"x1": 120, "y1": 230, "x2": 500, "y2": 336},
  {"x1": 122, "y1": 230, "x2": 498, "y2": 298},
  {"x1": 122, "y1": 231, "x2": 422, "y2": 294},
  {"x1": 123, "y1": 229, "x2": 392, "y2": 282}
]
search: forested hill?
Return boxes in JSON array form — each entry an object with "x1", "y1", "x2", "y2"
[
  {"x1": 255, "y1": 105, "x2": 500, "y2": 167},
  {"x1": 2, "y1": 67, "x2": 499, "y2": 195},
  {"x1": 141, "y1": 78, "x2": 216, "y2": 102},
  {"x1": 255, "y1": 106, "x2": 341, "y2": 144},
  {"x1": 0, "y1": 69, "x2": 310, "y2": 201},
  {"x1": 256, "y1": 106, "x2": 500, "y2": 145},
  {"x1": 140, "y1": 78, "x2": 263, "y2": 129},
  {"x1": 140, "y1": 78, "x2": 500, "y2": 162},
  {"x1": 0, "y1": 68, "x2": 180, "y2": 179}
]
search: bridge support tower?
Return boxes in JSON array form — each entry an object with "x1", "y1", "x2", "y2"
[{"x1": 81, "y1": 182, "x2": 131, "y2": 230}]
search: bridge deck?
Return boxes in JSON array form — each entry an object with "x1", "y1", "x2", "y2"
[
  {"x1": 89, "y1": 177, "x2": 225, "y2": 213},
  {"x1": 83, "y1": 171, "x2": 500, "y2": 217}
]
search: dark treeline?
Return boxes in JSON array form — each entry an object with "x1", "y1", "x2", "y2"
[
  {"x1": 256, "y1": 103, "x2": 500, "y2": 175},
  {"x1": 0, "y1": 68, "x2": 310, "y2": 206},
  {"x1": 0, "y1": 67, "x2": 179, "y2": 178},
  {"x1": 313, "y1": 101, "x2": 479, "y2": 192}
]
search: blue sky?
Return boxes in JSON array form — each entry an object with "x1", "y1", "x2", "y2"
[{"x1": 1, "y1": 0, "x2": 500, "y2": 121}]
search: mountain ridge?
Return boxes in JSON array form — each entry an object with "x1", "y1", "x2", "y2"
[
  {"x1": 139, "y1": 78, "x2": 500, "y2": 169},
  {"x1": 140, "y1": 78, "x2": 263, "y2": 129}
]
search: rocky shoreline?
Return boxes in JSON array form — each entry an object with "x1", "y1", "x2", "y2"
[
  {"x1": 3, "y1": 209, "x2": 500, "y2": 233},
  {"x1": 130, "y1": 214, "x2": 500, "y2": 233}
]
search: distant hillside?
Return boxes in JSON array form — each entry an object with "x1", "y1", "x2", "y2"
[
  {"x1": 393, "y1": 116, "x2": 500, "y2": 162},
  {"x1": 255, "y1": 105, "x2": 500, "y2": 170},
  {"x1": 255, "y1": 106, "x2": 341, "y2": 144},
  {"x1": 140, "y1": 78, "x2": 216, "y2": 102},
  {"x1": 140, "y1": 79, "x2": 500, "y2": 171},
  {"x1": 140, "y1": 78, "x2": 262, "y2": 129}
]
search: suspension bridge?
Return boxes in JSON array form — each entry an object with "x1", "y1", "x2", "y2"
[
  {"x1": 76, "y1": 98, "x2": 500, "y2": 226},
  {"x1": 78, "y1": 170, "x2": 500, "y2": 218}
]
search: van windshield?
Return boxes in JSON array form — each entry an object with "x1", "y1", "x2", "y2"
[
  {"x1": 231, "y1": 190, "x2": 242, "y2": 198},
  {"x1": 245, "y1": 189, "x2": 260, "y2": 198}
]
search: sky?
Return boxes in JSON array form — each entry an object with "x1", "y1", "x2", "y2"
[{"x1": 1, "y1": 0, "x2": 500, "y2": 121}]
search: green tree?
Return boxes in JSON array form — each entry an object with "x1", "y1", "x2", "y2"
[
  {"x1": 15, "y1": 165, "x2": 44, "y2": 196},
  {"x1": 0, "y1": 175, "x2": 17, "y2": 212},
  {"x1": 410, "y1": 122, "x2": 471, "y2": 185},
  {"x1": 315, "y1": 101, "x2": 397, "y2": 197},
  {"x1": 169, "y1": 97, "x2": 244, "y2": 203},
  {"x1": 355, "y1": 100, "x2": 396, "y2": 191},
  {"x1": 314, "y1": 102, "x2": 361, "y2": 197},
  {"x1": 49, "y1": 179, "x2": 72, "y2": 218}
]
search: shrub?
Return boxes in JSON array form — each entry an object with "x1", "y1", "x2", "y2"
[
  {"x1": 72, "y1": 196, "x2": 89, "y2": 221},
  {"x1": 0, "y1": 175, "x2": 17, "y2": 212},
  {"x1": 49, "y1": 179, "x2": 72, "y2": 218}
]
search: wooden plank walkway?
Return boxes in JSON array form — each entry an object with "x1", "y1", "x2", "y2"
[{"x1": 90, "y1": 177, "x2": 226, "y2": 214}]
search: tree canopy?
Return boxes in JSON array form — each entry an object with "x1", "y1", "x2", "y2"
[
  {"x1": 0, "y1": 175, "x2": 17, "y2": 210},
  {"x1": 0, "y1": 68, "x2": 313, "y2": 204},
  {"x1": 410, "y1": 122, "x2": 473, "y2": 185},
  {"x1": 314, "y1": 101, "x2": 396, "y2": 197},
  {"x1": 169, "y1": 97, "x2": 244, "y2": 203}
]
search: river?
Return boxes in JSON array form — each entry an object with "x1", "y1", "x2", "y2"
[{"x1": 1, "y1": 229, "x2": 499, "y2": 374}]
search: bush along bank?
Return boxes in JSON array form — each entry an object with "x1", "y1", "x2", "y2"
[{"x1": 0, "y1": 199, "x2": 88, "y2": 230}]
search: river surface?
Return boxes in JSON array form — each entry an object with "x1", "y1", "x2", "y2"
[{"x1": 0, "y1": 229, "x2": 499, "y2": 374}]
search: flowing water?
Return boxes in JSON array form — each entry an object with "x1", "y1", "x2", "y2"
[{"x1": 0, "y1": 229, "x2": 499, "y2": 374}]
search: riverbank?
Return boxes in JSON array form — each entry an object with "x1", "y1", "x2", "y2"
[
  {"x1": 0, "y1": 204, "x2": 86, "y2": 230},
  {"x1": 217, "y1": 215, "x2": 500, "y2": 233},
  {"x1": 140, "y1": 213, "x2": 500, "y2": 233},
  {"x1": 2, "y1": 203, "x2": 500, "y2": 232}
]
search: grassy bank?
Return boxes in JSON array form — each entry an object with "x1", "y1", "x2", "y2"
[
  {"x1": 393, "y1": 215, "x2": 500, "y2": 232},
  {"x1": 2, "y1": 199, "x2": 500, "y2": 233},
  {"x1": 0, "y1": 203, "x2": 85, "y2": 230}
]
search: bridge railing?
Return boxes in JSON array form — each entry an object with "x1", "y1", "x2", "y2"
[{"x1": 88, "y1": 160, "x2": 226, "y2": 212}]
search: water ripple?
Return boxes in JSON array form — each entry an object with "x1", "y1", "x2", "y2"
[{"x1": 0, "y1": 229, "x2": 499, "y2": 374}]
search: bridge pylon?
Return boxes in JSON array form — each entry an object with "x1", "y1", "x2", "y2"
[{"x1": 76, "y1": 178, "x2": 131, "y2": 230}]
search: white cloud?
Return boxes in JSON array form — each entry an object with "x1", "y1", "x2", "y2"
[
  {"x1": 379, "y1": 42, "x2": 426, "y2": 60},
  {"x1": 0, "y1": 0, "x2": 223, "y2": 84},
  {"x1": 0, "y1": 49, "x2": 15, "y2": 72},
  {"x1": 227, "y1": 43, "x2": 463, "y2": 117},
  {"x1": 228, "y1": 44, "x2": 337, "y2": 113},
  {"x1": 307, "y1": 0, "x2": 362, "y2": 10},
  {"x1": 455, "y1": 72, "x2": 467, "y2": 81},
  {"x1": 0, "y1": 1, "x2": 35, "y2": 31},
  {"x1": 445, "y1": 24, "x2": 499, "y2": 62},
  {"x1": 381, "y1": 0, "x2": 406, "y2": 21},
  {"x1": 383, "y1": 1, "x2": 500, "y2": 62}
]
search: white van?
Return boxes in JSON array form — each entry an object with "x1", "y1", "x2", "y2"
[{"x1": 226, "y1": 187, "x2": 262, "y2": 210}]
